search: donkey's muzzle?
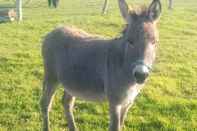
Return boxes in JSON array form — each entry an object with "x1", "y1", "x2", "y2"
[{"x1": 133, "y1": 65, "x2": 150, "y2": 84}]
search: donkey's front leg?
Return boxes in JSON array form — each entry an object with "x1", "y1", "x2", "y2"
[
  {"x1": 62, "y1": 90, "x2": 77, "y2": 131},
  {"x1": 109, "y1": 103, "x2": 122, "y2": 131},
  {"x1": 120, "y1": 103, "x2": 132, "y2": 129}
]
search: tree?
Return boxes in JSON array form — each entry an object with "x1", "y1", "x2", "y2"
[{"x1": 16, "y1": 0, "x2": 22, "y2": 21}]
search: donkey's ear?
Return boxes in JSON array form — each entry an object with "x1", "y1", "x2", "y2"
[
  {"x1": 118, "y1": 0, "x2": 130, "y2": 22},
  {"x1": 148, "y1": 0, "x2": 162, "y2": 21}
]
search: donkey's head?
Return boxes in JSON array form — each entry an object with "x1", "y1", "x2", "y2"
[{"x1": 119, "y1": 0, "x2": 161, "y2": 84}]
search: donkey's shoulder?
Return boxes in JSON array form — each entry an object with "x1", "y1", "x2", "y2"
[{"x1": 60, "y1": 26, "x2": 91, "y2": 38}]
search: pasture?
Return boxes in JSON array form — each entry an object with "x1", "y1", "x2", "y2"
[{"x1": 0, "y1": 0, "x2": 197, "y2": 130}]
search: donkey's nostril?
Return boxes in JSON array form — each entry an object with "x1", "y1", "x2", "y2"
[{"x1": 134, "y1": 71, "x2": 149, "y2": 84}]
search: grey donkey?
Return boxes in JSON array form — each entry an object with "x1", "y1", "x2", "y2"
[{"x1": 40, "y1": 0, "x2": 162, "y2": 131}]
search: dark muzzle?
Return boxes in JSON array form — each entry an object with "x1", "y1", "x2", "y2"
[
  {"x1": 134, "y1": 70, "x2": 149, "y2": 84},
  {"x1": 132, "y1": 61, "x2": 152, "y2": 84}
]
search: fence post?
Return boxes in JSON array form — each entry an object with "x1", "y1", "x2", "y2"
[
  {"x1": 102, "y1": 0, "x2": 109, "y2": 14},
  {"x1": 16, "y1": 0, "x2": 22, "y2": 21},
  {"x1": 168, "y1": 0, "x2": 173, "y2": 9}
]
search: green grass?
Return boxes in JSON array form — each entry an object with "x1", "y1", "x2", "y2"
[{"x1": 0, "y1": 0, "x2": 197, "y2": 130}]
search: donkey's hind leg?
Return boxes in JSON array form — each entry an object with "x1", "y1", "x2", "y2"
[
  {"x1": 40, "y1": 77, "x2": 57, "y2": 131},
  {"x1": 62, "y1": 90, "x2": 77, "y2": 131}
]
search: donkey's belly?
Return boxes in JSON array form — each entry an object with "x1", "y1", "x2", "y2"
[
  {"x1": 64, "y1": 86, "x2": 106, "y2": 101},
  {"x1": 60, "y1": 67, "x2": 106, "y2": 101}
]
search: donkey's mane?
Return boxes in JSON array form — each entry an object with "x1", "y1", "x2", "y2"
[
  {"x1": 119, "y1": 5, "x2": 149, "y2": 37},
  {"x1": 129, "y1": 5, "x2": 148, "y2": 17}
]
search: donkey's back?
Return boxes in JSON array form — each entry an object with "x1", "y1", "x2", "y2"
[{"x1": 43, "y1": 26, "x2": 103, "y2": 49}]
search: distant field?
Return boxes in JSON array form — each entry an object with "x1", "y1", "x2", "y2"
[{"x1": 0, "y1": 0, "x2": 197, "y2": 131}]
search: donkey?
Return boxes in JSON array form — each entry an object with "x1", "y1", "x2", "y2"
[{"x1": 40, "y1": 0, "x2": 162, "y2": 131}]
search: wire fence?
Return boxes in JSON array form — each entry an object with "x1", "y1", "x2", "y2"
[
  {"x1": 0, "y1": 0, "x2": 47, "y2": 8},
  {"x1": 0, "y1": 0, "x2": 197, "y2": 12},
  {"x1": 0, "y1": 0, "x2": 197, "y2": 21}
]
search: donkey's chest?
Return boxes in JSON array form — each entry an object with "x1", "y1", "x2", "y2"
[{"x1": 118, "y1": 85, "x2": 142, "y2": 105}]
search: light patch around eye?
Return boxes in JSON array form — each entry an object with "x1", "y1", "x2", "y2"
[
  {"x1": 143, "y1": 22, "x2": 157, "y2": 36},
  {"x1": 143, "y1": 22, "x2": 158, "y2": 45},
  {"x1": 143, "y1": 22, "x2": 153, "y2": 32}
]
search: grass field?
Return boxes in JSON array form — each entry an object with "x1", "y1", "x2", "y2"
[{"x1": 0, "y1": 0, "x2": 197, "y2": 130}]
